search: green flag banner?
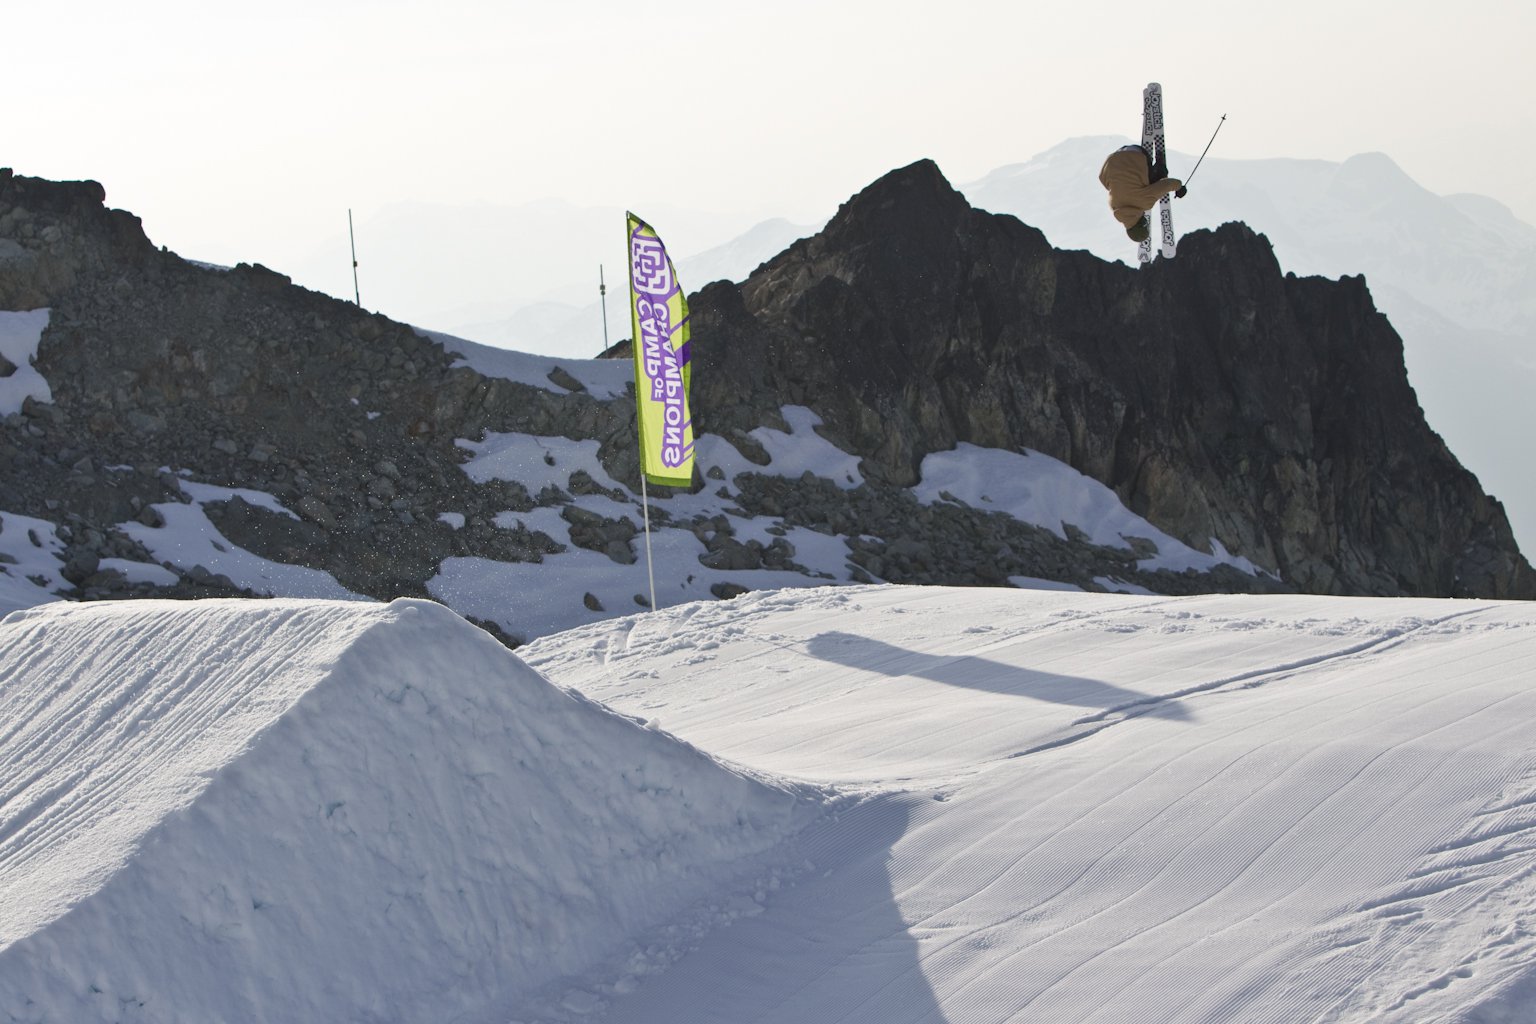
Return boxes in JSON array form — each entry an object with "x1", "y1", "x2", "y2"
[{"x1": 627, "y1": 212, "x2": 694, "y2": 487}]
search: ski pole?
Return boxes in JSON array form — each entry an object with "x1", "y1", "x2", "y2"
[{"x1": 1183, "y1": 114, "x2": 1227, "y2": 187}]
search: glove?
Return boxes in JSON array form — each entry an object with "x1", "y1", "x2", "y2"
[{"x1": 1175, "y1": 186, "x2": 1188, "y2": 199}]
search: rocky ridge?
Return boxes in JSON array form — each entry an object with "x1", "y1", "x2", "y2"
[
  {"x1": 0, "y1": 164, "x2": 1527, "y2": 640},
  {"x1": 690, "y1": 160, "x2": 1532, "y2": 599}
]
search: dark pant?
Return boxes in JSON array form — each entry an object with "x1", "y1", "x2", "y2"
[{"x1": 1122, "y1": 144, "x2": 1166, "y2": 183}]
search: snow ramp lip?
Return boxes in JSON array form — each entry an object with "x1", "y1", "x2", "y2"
[{"x1": 0, "y1": 597, "x2": 830, "y2": 1022}]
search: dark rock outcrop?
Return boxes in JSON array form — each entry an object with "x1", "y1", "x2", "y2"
[
  {"x1": 0, "y1": 160, "x2": 1529, "y2": 620},
  {"x1": 690, "y1": 160, "x2": 1531, "y2": 599},
  {"x1": 0, "y1": 168, "x2": 607, "y2": 612}
]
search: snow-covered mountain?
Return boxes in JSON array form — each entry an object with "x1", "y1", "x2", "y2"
[
  {"x1": 548, "y1": 141, "x2": 1532, "y2": 556},
  {"x1": 4, "y1": 165, "x2": 1536, "y2": 1024},
  {"x1": 675, "y1": 216, "x2": 824, "y2": 291},
  {"x1": 0, "y1": 340, "x2": 1268, "y2": 636},
  {"x1": 959, "y1": 137, "x2": 1536, "y2": 554},
  {"x1": 420, "y1": 141, "x2": 1533, "y2": 553},
  {"x1": 966, "y1": 136, "x2": 1536, "y2": 335},
  {"x1": 3, "y1": 165, "x2": 1527, "y2": 632},
  {"x1": 5, "y1": 587, "x2": 1535, "y2": 1021}
]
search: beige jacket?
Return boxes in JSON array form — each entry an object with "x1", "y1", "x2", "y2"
[{"x1": 1099, "y1": 148, "x2": 1183, "y2": 228}]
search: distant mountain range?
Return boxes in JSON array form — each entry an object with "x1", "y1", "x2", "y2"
[
  {"x1": 424, "y1": 139, "x2": 1534, "y2": 554},
  {"x1": 282, "y1": 198, "x2": 772, "y2": 348},
  {"x1": 4, "y1": 160, "x2": 1528, "y2": 627},
  {"x1": 960, "y1": 137, "x2": 1536, "y2": 556},
  {"x1": 260, "y1": 140, "x2": 1536, "y2": 557},
  {"x1": 441, "y1": 218, "x2": 823, "y2": 356}
]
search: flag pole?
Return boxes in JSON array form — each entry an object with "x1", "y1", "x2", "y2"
[
  {"x1": 626, "y1": 211, "x2": 690, "y2": 615},
  {"x1": 640, "y1": 472, "x2": 658, "y2": 611}
]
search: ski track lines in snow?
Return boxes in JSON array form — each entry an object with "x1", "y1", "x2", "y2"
[
  {"x1": 0, "y1": 600, "x2": 366, "y2": 943},
  {"x1": 891, "y1": 618, "x2": 1529, "y2": 1024},
  {"x1": 0, "y1": 598, "x2": 828, "y2": 1024},
  {"x1": 525, "y1": 587, "x2": 1536, "y2": 1024}
]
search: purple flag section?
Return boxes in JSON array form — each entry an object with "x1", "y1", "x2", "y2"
[{"x1": 627, "y1": 213, "x2": 694, "y2": 487}]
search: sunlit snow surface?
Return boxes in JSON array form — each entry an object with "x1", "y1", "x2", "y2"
[
  {"x1": 26, "y1": 407, "x2": 1272, "y2": 639},
  {"x1": 431, "y1": 405, "x2": 1261, "y2": 639},
  {"x1": 3, "y1": 588, "x2": 1535, "y2": 1021},
  {"x1": 914, "y1": 443, "x2": 1262, "y2": 574},
  {"x1": 526, "y1": 586, "x2": 1536, "y2": 1023},
  {"x1": 0, "y1": 511, "x2": 69, "y2": 613},
  {"x1": 9, "y1": 328, "x2": 1269, "y2": 642},
  {"x1": 0, "y1": 309, "x2": 51, "y2": 417},
  {"x1": 119, "y1": 485, "x2": 365, "y2": 602},
  {"x1": 0, "y1": 598, "x2": 826, "y2": 1022},
  {"x1": 426, "y1": 329, "x2": 632, "y2": 399}
]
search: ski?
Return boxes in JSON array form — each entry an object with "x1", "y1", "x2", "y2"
[
  {"x1": 1159, "y1": 192, "x2": 1176, "y2": 258},
  {"x1": 1138, "y1": 84, "x2": 1155, "y2": 265},
  {"x1": 1141, "y1": 82, "x2": 1176, "y2": 260},
  {"x1": 1152, "y1": 85, "x2": 1176, "y2": 258}
]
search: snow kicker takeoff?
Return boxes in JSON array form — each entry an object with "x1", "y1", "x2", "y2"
[{"x1": 1098, "y1": 82, "x2": 1185, "y2": 262}]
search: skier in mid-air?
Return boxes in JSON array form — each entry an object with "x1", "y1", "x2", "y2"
[{"x1": 1098, "y1": 144, "x2": 1185, "y2": 243}]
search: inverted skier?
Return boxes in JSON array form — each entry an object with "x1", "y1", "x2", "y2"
[{"x1": 1098, "y1": 144, "x2": 1185, "y2": 244}]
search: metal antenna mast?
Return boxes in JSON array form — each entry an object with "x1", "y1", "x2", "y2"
[
  {"x1": 348, "y1": 209, "x2": 361, "y2": 306},
  {"x1": 599, "y1": 264, "x2": 611, "y2": 355}
]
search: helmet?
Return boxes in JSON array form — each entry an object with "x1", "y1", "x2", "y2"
[{"x1": 1126, "y1": 217, "x2": 1150, "y2": 243}]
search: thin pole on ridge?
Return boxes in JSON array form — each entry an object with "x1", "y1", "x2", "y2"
[
  {"x1": 1184, "y1": 114, "x2": 1228, "y2": 187},
  {"x1": 599, "y1": 264, "x2": 610, "y2": 355},
  {"x1": 348, "y1": 209, "x2": 361, "y2": 306}
]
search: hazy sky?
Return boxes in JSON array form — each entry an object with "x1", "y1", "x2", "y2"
[{"x1": 10, "y1": 0, "x2": 1534, "y2": 275}]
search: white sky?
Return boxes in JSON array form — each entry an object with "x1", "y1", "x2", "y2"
[{"x1": 8, "y1": 0, "x2": 1534, "y2": 276}]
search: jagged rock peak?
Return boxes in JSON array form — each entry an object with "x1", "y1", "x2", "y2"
[
  {"x1": 825, "y1": 158, "x2": 967, "y2": 227},
  {"x1": 694, "y1": 162, "x2": 1534, "y2": 600},
  {"x1": 2, "y1": 164, "x2": 1529, "y2": 605},
  {"x1": 742, "y1": 158, "x2": 1054, "y2": 325},
  {"x1": 0, "y1": 169, "x2": 108, "y2": 215},
  {"x1": 0, "y1": 169, "x2": 157, "y2": 309},
  {"x1": 812, "y1": 157, "x2": 1048, "y2": 259}
]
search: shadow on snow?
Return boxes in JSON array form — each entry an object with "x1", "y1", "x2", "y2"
[
  {"x1": 806, "y1": 631, "x2": 1193, "y2": 723},
  {"x1": 598, "y1": 794, "x2": 949, "y2": 1024}
]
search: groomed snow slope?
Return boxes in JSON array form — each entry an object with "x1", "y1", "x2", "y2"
[
  {"x1": 0, "y1": 599, "x2": 826, "y2": 1024},
  {"x1": 526, "y1": 586, "x2": 1536, "y2": 1023}
]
